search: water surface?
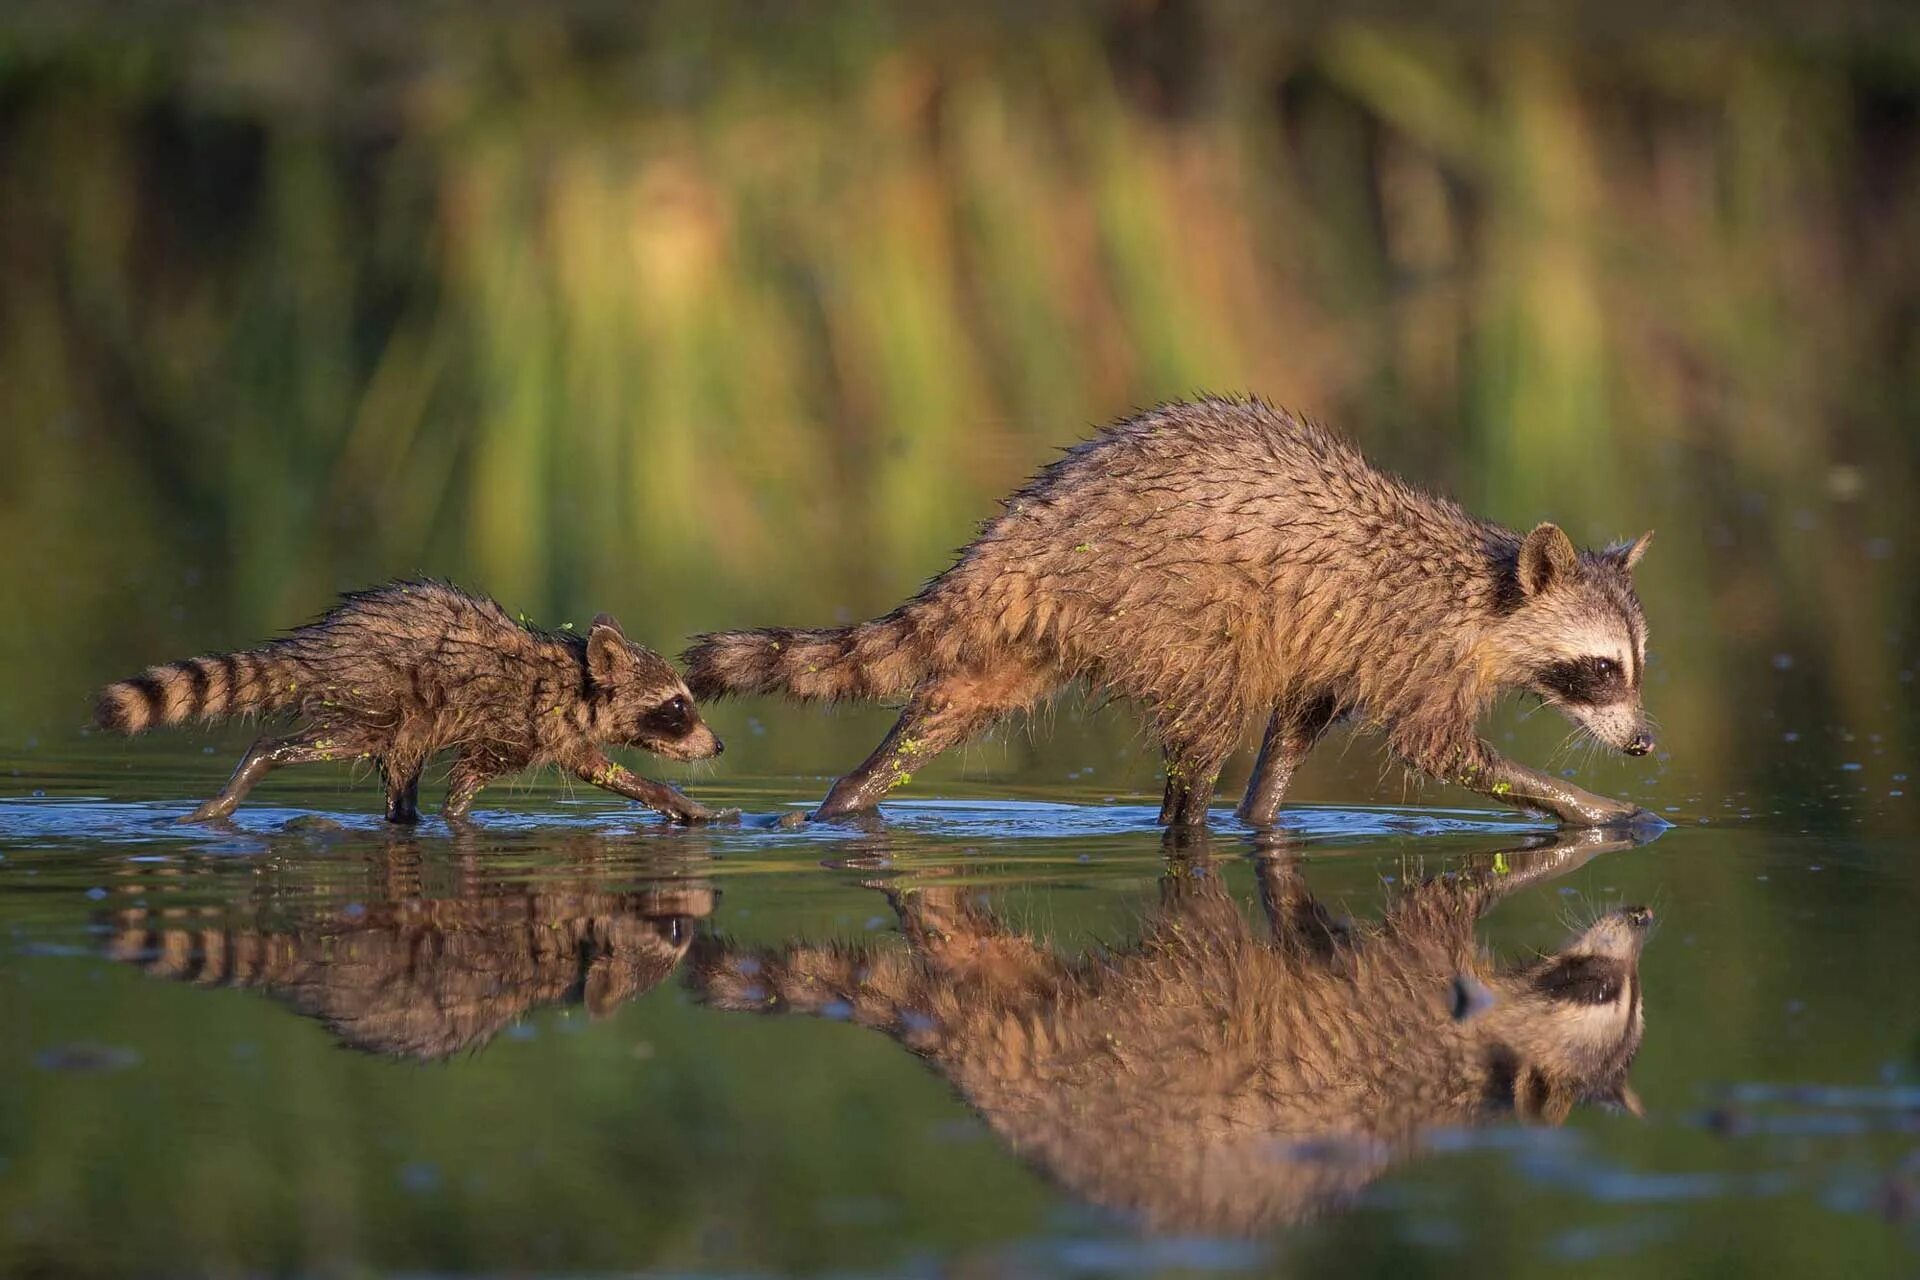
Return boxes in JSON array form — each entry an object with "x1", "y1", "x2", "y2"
[{"x1": 1, "y1": 743, "x2": 1914, "y2": 1277}]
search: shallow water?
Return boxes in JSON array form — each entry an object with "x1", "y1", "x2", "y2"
[{"x1": 2, "y1": 742, "x2": 1916, "y2": 1277}]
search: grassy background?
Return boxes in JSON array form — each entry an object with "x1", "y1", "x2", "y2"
[{"x1": 0, "y1": 2, "x2": 1915, "y2": 816}]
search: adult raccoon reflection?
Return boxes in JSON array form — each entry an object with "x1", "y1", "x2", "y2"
[
  {"x1": 686, "y1": 397, "x2": 1660, "y2": 827},
  {"x1": 689, "y1": 829, "x2": 1654, "y2": 1233},
  {"x1": 96, "y1": 580, "x2": 722, "y2": 824}
]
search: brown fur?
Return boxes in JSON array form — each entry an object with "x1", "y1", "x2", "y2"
[
  {"x1": 96, "y1": 580, "x2": 722, "y2": 823},
  {"x1": 688, "y1": 829, "x2": 1652, "y2": 1232},
  {"x1": 686, "y1": 398, "x2": 1658, "y2": 826},
  {"x1": 102, "y1": 840, "x2": 715, "y2": 1060}
]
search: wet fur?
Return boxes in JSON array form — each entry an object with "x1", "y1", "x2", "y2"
[
  {"x1": 104, "y1": 855, "x2": 714, "y2": 1060},
  {"x1": 688, "y1": 832, "x2": 1651, "y2": 1232},
  {"x1": 685, "y1": 397, "x2": 1655, "y2": 824},
  {"x1": 96, "y1": 580, "x2": 720, "y2": 822}
]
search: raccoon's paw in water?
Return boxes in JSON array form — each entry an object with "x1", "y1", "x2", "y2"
[{"x1": 1616, "y1": 806, "x2": 1672, "y2": 836}]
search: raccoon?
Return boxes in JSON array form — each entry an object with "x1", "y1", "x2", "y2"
[
  {"x1": 686, "y1": 397, "x2": 1658, "y2": 827},
  {"x1": 102, "y1": 840, "x2": 715, "y2": 1060},
  {"x1": 689, "y1": 827, "x2": 1653, "y2": 1232},
  {"x1": 95, "y1": 579, "x2": 722, "y2": 824}
]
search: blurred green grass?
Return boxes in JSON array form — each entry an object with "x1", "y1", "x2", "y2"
[{"x1": 0, "y1": 4, "x2": 1914, "y2": 817}]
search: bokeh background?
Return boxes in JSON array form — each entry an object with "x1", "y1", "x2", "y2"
[
  {"x1": 2, "y1": 2, "x2": 1915, "y2": 822},
  {"x1": 3, "y1": 8, "x2": 1919, "y2": 1276}
]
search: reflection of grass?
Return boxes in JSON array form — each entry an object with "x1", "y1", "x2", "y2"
[{"x1": 0, "y1": 9, "x2": 1913, "y2": 807}]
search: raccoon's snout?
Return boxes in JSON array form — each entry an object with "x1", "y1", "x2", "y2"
[
  {"x1": 1623, "y1": 731, "x2": 1654, "y2": 757},
  {"x1": 1623, "y1": 904, "x2": 1654, "y2": 928},
  {"x1": 686, "y1": 723, "x2": 724, "y2": 760}
]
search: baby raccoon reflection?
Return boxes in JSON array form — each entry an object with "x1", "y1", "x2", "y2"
[
  {"x1": 690, "y1": 829, "x2": 1654, "y2": 1233},
  {"x1": 103, "y1": 849, "x2": 715, "y2": 1061}
]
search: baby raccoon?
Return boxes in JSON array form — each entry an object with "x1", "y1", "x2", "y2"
[{"x1": 96, "y1": 579, "x2": 722, "y2": 824}]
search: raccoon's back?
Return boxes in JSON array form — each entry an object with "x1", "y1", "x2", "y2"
[
  {"x1": 282, "y1": 581, "x2": 559, "y2": 715},
  {"x1": 935, "y1": 400, "x2": 1495, "y2": 692}
]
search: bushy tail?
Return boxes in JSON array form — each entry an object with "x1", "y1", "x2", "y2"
[
  {"x1": 686, "y1": 934, "x2": 937, "y2": 1045},
  {"x1": 683, "y1": 609, "x2": 933, "y2": 703},
  {"x1": 686, "y1": 934, "x2": 866, "y2": 1014},
  {"x1": 95, "y1": 648, "x2": 305, "y2": 735}
]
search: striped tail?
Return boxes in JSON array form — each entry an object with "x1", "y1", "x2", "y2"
[
  {"x1": 686, "y1": 935, "x2": 934, "y2": 1045},
  {"x1": 94, "y1": 649, "x2": 304, "y2": 735},
  {"x1": 682, "y1": 610, "x2": 933, "y2": 704}
]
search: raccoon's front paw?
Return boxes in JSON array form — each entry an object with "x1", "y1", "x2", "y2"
[
  {"x1": 1613, "y1": 806, "x2": 1672, "y2": 837},
  {"x1": 1554, "y1": 798, "x2": 1640, "y2": 829},
  {"x1": 667, "y1": 802, "x2": 742, "y2": 826},
  {"x1": 1571, "y1": 803, "x2": 1668, "y2": 836}
]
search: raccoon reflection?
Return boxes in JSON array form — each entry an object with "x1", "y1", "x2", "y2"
[
  {"x1": 103, "y1": 844, "x2": 714, "y2": 1060},
  {"x1": 689, "y1": 828, "x2": 1653, "y2": 1233}
]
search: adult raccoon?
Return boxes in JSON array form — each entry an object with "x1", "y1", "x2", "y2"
[{"x1": 686, "y1": 398, "x2": 1659, "y2": 827}]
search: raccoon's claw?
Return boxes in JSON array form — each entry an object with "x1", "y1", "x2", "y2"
[
  {"x1": 1570, "y1": 804, "x2": 1668, "y2": 840},
  {"x1": 665, "y1": 803, "x2": 741, "y2": 826},
  {"x1": 1614, "y1": 806, "x2": 1672, "y2": 837}
]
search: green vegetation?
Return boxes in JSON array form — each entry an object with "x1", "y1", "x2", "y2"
[{"x1": 0, "y1": 4, "x2": 1914, "y2": 810}]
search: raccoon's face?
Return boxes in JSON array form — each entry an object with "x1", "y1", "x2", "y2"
[
  {"x1": 1480, "y1": 903, "x2": 1653, "y2": 1121},
  {"x1": 1499, "y1": 524, "x2": 1656, "y2": 757},
  {"x1": 584, "y1": 895, "x2": 714, "y2": 1017},
  {"x1": 586, "y1": 616, "x2": 725, "y2": 761}
]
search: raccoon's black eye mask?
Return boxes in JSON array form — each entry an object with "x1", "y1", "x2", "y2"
[
  {"x1": 1534, "y1": 955, "x2": 1627, "y2": 1005},
  {"x1": 1536, "y1": 656, "x2": 1627, "y2": 705},
  {"x1": 640, "y1": 694, "x2": 696, "y2": 737}
]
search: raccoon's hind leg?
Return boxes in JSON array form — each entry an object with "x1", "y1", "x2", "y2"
[
  {"x1": 1235, "y1": 696, "x2": 1339, "y2": 828},
  {"x1": 441, "y1": 755, "x2": 496, "y2": 823},
  {"x1": 181, "y1": 730, "x2": 364, "y2": 824},
  {"x1": 812, "y1": 666, "x2": 1048, "y2": 821},
  {"x1": 381, "y1": 759, "x2": 423, "y2": 825},
  {"x1": 1157, "y1": 741, "x2": 1231, "y2": 827}
]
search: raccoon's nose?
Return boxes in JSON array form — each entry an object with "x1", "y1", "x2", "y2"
[
  {"x1": 1624, "y1": 731, "x2": 1654, "y2": 757},
  {"x1": 710, "y1": 737, "x2": 725, "y2": 757},
  {"x1": 1624, "y1": 905, "x2": 1654, "y2": 928}
]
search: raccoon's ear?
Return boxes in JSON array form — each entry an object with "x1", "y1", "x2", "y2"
[
  {"x1": 587, "y1": 617, "x2": 634, "y2": 687},
  {"x1": 1515, "y1": 1066, "x2": 1576, "y2": 1125},
  {"x1": 583, "y1": 957, "x2": 629, "y2": 1019},
  {"x1": 1518, "y1": 523, "x2": 1578, "y2": 598},
  {"x1": 1607, "y1": 1082, "x2": 1646, "y2": 1119},
  {"x1": 1612, "y1": 529, "x2": 1654, "y2": 572}
]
